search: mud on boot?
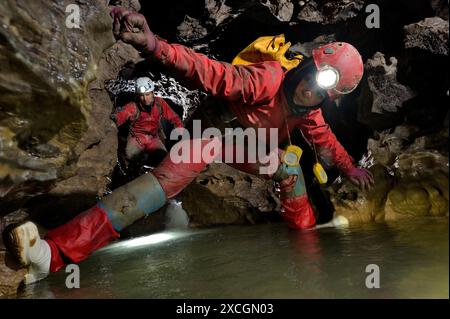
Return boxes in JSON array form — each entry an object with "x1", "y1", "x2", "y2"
[{"x1": 2, "y1": 221, "x2": 51, "y2": 285}]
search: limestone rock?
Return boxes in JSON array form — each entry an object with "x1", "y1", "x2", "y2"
[
  {"x1": 261, "y1": 0, "x2": 295, "y2": 22},
  {"x1": 404, "y1": 17, "x2": 449, "y2": 55},
  {"x1": 288, "y1": 34, "x2": 336, "y2": 58},
  {"x1": 367, "y1": 125, "x2": 420, "y2": 167},
  {"x1": 0, "y1": 0, "x2": 142, "y2": 295},
  {"x1": 25, "y1": 42, "x2": 142, "y2": 227},
  {"x1": 177, "y1": 16, "x2": 209, "y2": 42},
  {"x1": 385, "y1": 152, "x2": 449, "y2": 221},
  {"x1": 0, "y1": 250, "x2": 27, "y2": 298},
  {"x1": 0, "y1": 0, "x2": 116, "y2": 213},
  {"x1": 205, "y1": 0, "x2": 235, "y2": 26},
  {"x1": 329, "y1": 164, "x2": 394, "y2": 225},
  {"x1": 331, "y1": 125, "x2": 449, "y2": 224},
  {"x1": 296, "y1": 0, "x2": 364, "y2": 24},
  {"x1": 181, "y1": 163, "x2": 280, "y2": 227},
  {"x1": 365, "y1": 52, "x2": 416, "y2": 114}
]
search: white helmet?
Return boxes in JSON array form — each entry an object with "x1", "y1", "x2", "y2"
[{"x1": 135, "y1": 77, "x2": 155, "y2": 94}]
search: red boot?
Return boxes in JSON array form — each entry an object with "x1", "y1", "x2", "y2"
[
  {"x1": 273, "y1": 161, "x2": 316, "y2": 229},
  {"x1": 280, "y1": 194, "x2": 316, "y2": 229},
  {"x1": 45, "y1": 204, "x2": 120, "y2": 272}
]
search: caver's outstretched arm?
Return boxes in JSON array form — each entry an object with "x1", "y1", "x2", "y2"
[
  {"x1": 297, "y1": 109, "x2": 374, "y2": 191},
  {"x1": 110, "y1": 7, "x2": 283, "y2": 105}
]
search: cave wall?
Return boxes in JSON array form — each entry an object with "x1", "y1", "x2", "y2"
[
  {"x1": 0, "y1": 0, "x2": 143, "y2": 296},
  {"x1": 0, "y1": 0, "x2": 113, "y2": 213}
]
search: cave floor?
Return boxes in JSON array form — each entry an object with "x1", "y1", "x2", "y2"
[{"x1": 15, "y1": 218, "x2": 449, "y2": 299}]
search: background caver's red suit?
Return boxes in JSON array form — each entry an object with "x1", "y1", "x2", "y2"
[
  {"x1": 113, "y1": 96, "x2": 183, "y2": 152},
  {"x1": 45, "y1": 39, "x2": 356, "y2": 272}
]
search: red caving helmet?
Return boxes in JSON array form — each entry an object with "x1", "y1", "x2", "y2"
[{"x1": 312, "y1": 42, "x2": 364, "y2": 100}]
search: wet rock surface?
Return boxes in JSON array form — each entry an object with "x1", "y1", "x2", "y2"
[
  {"x1": 330, "y1": 123, "x2": 449, "y2": 224},
  {"x1": 182, "y1": 163, "x2": 281, "y2": 227},
  {"x1": 0, "y1": 0, "x2": 117, "y2": 213},
  {"x1": 0, "y1": 0, "x2": 141, "y2": 296}
]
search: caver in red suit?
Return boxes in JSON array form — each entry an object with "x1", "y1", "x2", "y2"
[
  {"x1": 112, "y1": 95, "x2": 183, "y2": 160},
  {"x1": 3, "y1": 8, "x2": 374, "y2": 284}
]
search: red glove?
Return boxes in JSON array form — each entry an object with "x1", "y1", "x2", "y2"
[
  {"x1": 345, "y1": 167, "x2": 375, "y2": 192},
  {"x1": 110, "y1": 7, "x2": 157, "y2": 54}
]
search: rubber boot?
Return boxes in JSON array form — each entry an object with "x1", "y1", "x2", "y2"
[
  {"x1": 273, "y1": 162, "x2": 316, "y2": 229},
  {"x1": 3, "y1": 221, "x2": 51, "y2": 285},
  {"x1": 280, "y1": 194, "x2": 316, "y2": 229},
  {"x1": 45, "y1": 172, "x2": 167, "y2": 273}
]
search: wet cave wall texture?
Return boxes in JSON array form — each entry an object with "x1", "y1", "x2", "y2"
[{"x1": 0, "y1": 0, "x2": 448, "y2": 258}]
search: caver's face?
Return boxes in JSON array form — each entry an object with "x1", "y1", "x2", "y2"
[
  {"x1": 138, "y1": 92, "x2": 154, "y2": 106},
  {"x1": 292, "y1": 73, "x2": 327, "y2": 107}
]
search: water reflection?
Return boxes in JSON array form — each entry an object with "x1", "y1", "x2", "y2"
[{"x1": 16, "y1": 219, "x2": 449, "y2": 299}]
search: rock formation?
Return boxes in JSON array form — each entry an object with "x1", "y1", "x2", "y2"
[{"x1": 0, "y1": 0, "x2": 142, "y2": 297}]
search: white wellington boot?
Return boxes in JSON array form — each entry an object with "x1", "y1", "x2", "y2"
[{"x1": 4, "y1": 221, "x2": 51, "y2": 285}]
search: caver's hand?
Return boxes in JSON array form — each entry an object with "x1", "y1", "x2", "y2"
[
  {"x1": 110, "y1": 7, "x2": 157, "y2": 54},
  {"x1": 345, "y1": 167, "x2": 375, "y2": 192}
]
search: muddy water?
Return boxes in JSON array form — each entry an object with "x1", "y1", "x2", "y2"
[{"x1": 17, "y1": 218, "x2": 448, "y2": 299}]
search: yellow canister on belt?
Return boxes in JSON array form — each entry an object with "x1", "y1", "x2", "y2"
[
  {"x1": 313, "y1": 162, "x2": 328, "y2": 184},
  {"x1": 283, "y1": 145, "x2": 303, "y2": 166}
]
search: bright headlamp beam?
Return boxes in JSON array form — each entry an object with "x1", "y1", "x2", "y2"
[
  {"x1": 122, "y1": 233, "x2": 175, "y2": 248},
  {"x1": 316, "y1": 67, "x2": 339, "y2": 90}
]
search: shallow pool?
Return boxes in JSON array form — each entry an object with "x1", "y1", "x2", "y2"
[{"x1": 17, "y1": 218, "x2": 449, "y2": 299}]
